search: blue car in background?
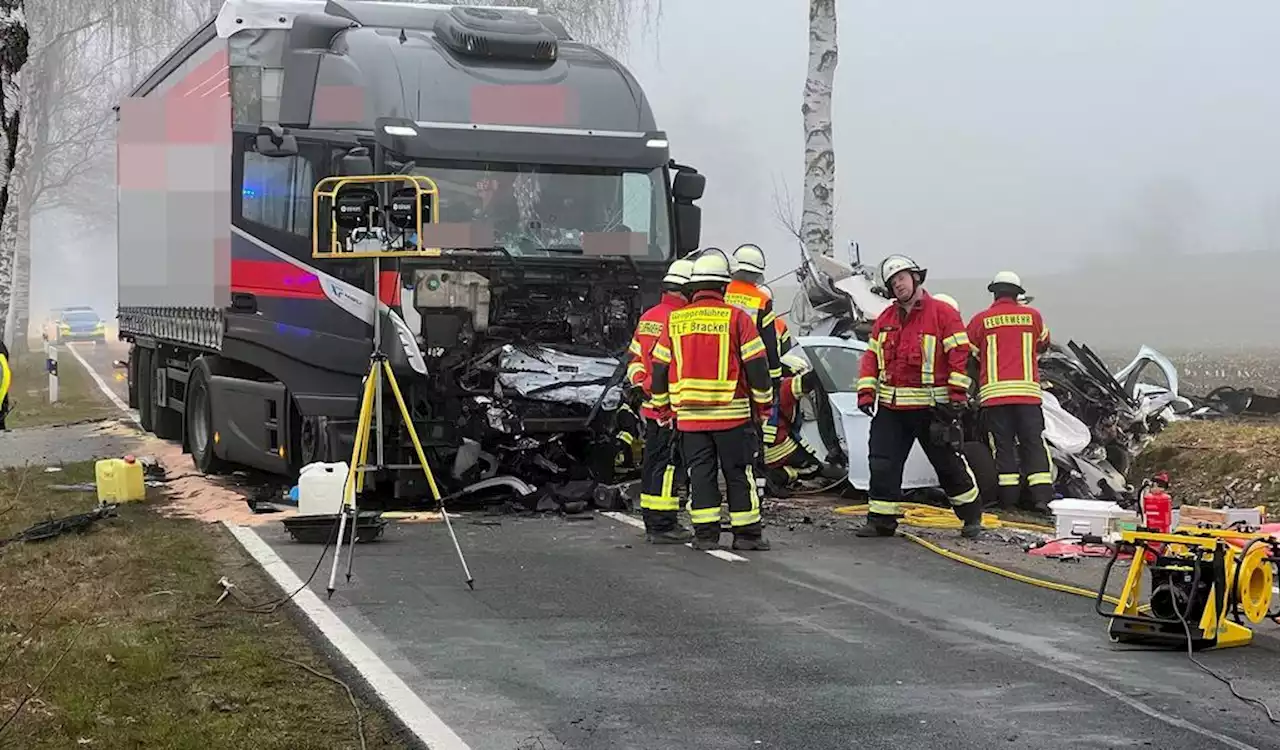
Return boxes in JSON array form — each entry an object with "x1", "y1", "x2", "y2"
[{"x1": 44, "y1": 306, "x2": 106, "y2": 345}]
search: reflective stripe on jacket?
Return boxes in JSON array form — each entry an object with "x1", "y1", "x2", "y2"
[
  {"x1": 725, "y1": 279, "x2": 782, "y2": 381},
  {"x1": 650, "y1": 290, "x2": 774, "y2": 431},
  {"x1": 764, "y1": 372, "x2": 816, "y2": 467},
  {"x1": 856, "y1": 290, "x2": 972, "y2": 410},
  {"x1": 966, "y1": 298, "x2": 1050, "y2": 406},
  {"x1": 626, "y1": 293, "x2": 686, "y2": 419}
]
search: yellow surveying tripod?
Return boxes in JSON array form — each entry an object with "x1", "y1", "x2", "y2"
[{"x1": 312, "y1": 167, "x2": 474, "y2": 596}]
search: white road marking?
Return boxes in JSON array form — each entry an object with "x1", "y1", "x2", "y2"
[
  {"x1": 224, "y1": 523, "x2": 473, "y2": 750},
  {"x1": 600, "y1": 511, "x2": 749, "y2": 562},
  {"x1": 65, "y1": 343, "x2": 140, "y2": 425}
]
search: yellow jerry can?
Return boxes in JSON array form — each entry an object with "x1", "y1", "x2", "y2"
[{"x1": 95, "y1": 455, "x2": 147, "y2": 503}]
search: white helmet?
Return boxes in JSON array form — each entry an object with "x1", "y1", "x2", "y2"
[
  {"x1": 663, "y1": 258, "x2": 694, "y2": 286},
  {"x1": 689, "y1": 248, "x2": 732, "y2": 283},
  {"x1": 733, "y1": 244, "x2": 767, "y2": 274},
  {"x1": 988, "y1": 271, "x2": 1025, "y2": 295},
  {"x1": 879, "y1": 254, "x2": 926, "y2": 287},
  {"x1": 933, "y1": 293, "x2": 960, "y2": 314},
  {"x1": 780, "y1": 351, "x2": 811, "y2": 376}
]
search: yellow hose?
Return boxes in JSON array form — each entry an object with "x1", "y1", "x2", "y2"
[
  {"x1": 833, "y1": 502, "x2": 1055, "y2": 534},
  {"x1": 833, "y1": 502, "x2": 1122, "y2": 606}
]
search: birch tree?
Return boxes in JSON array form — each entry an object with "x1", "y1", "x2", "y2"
[
  {"x1": 800, "y1": 0, "x2": 837, "y2": 259},
  {"x1": 0, "y1": 0, "x2": 26, "y2": 350}
]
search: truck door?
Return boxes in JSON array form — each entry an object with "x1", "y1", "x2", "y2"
[{"x1": 230, "y1": 130, "x2": 372, "y2": 377}]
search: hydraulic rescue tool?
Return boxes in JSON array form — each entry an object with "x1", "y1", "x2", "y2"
[{"x1": 1094, "y1": 527, "x2": 1279, "y2": 650}]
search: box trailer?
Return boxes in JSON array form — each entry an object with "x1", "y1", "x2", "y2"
[{"x1": 117, "y1": 0, "x2": 705, "y2": 502}]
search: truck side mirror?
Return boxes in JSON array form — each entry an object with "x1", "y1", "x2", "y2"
[
  {"x1": 340, "y1": 146, "x2": 374, "y2": 176},
  {"x1": 674, "y1": 203, "x2": 701, "y2": 255},
  {"x1": 672, "y1": 170, "x2": 705, "y2": 202},
  {"x1": 255, "y1": 124, "x2": 299, "y2": 157}
]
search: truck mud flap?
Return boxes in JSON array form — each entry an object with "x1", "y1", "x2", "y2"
[{"x1": 208, "y1": 376, "x2": 290, "y2": 474}]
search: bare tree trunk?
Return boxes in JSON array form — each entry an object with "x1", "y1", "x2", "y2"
[
  {"x1": 0, "y1": 0, "x2": 28, "y2": 350},
  {"x1": 800, "y1": 0, "x2": 837, "y2": 258},
  {"x1": 10, "y1": 170, "x2": 28, "y2": 349}
]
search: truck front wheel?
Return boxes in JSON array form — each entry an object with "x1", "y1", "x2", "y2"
[{"x1": 185, "y1": 365, "x2": 226, "y2": 474}]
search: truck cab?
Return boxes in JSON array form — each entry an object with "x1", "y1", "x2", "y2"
[{"x1": 118, "y1": 0, "x2": 704, "y2": 501}]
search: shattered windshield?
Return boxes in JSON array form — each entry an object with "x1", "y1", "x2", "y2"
[{"x1": 400, "y1": 160, "x2": 672, "y2": 260}]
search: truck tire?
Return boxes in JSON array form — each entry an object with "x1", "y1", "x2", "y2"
[
  {"x1": 962, "y1": 440, "x2": 999, "y2": 511},
  {"x1": 185, "y1": 364, "x2": 226, "y2": 474},
  {"x1": 137, "y1": 347, "x2": 155, "y2": 432}
]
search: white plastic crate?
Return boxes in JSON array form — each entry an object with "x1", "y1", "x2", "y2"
[{"x1": 1048, "y1": 498, "x2": 1136, "y2": 540}]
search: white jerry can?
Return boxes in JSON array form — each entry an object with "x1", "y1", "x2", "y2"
[{"x1": 298, "y1": 461, "x2": 351, "y2": 516}]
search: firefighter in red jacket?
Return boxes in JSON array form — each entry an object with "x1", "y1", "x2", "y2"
[
  {"x1": 764, "y1": 352, "x2": 830, "y2": 493},
  {"x1": 855, "y1": 255, "x2": 983, "y2": 538},
  {"x1": 967, "y1": 271, "x2": 1053, "y2": 512},
  {"x1": 650, "y1": 250, "x2": 775, "y2": 551},
  {"x1": 626, "y1": 257, "x2": 695, "y2": 543}
]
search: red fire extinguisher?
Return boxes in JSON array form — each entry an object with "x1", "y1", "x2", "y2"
[{"x1": 1141, "y1": 485, "x2": 1173, "y2": 534}]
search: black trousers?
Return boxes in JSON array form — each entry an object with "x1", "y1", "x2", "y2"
[
  {"x1": 683, "y1": 423, "x2": 763, "y2": 539},
  {"x1": 867, "y1": 407, "x2": 980, "y2": 528},
  {"x1": 984, "y1": 403, "x2": 1053, "y2": 509},
  {"x1": 639, "y1": 420, "x2": 683, "y2": 531}
]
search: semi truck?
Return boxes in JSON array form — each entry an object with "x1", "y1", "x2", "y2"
[{"x1": 117, "y1": 0, "x2": 705, "y2": 502}]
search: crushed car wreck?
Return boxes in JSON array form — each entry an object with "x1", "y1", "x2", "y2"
[{"x1": 787, "y1": 247, "x2": 1182, "y2": 504}]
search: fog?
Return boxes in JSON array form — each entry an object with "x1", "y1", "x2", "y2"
[{"x1": 31, "y1": 0, "x2": 1280, "y2": 349}]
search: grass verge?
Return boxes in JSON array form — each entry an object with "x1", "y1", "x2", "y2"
[
  {"x1": 6, "y1": 346, "x2": 119, "y2": 429},
  {"x1": 1133, "y1": 419, "x2": 1280, "y2": 517},
  {"x1": 0, "y1": 462, "x2": 406, "y2": 749}
]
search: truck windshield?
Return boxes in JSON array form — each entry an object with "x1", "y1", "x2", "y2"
[{"x1": 402, "y1": 161, "x2": 672, "y2": 260}]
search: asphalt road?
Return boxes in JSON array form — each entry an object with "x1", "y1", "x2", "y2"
[
  {"x1": 259, "y1": 516, "x2": 1280, "y2": 750},
  {"x1": 69, "y1": 344, "x2": 1280, "y2": 749}
]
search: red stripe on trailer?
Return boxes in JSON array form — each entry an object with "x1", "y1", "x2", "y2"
[{"x1": 231, "y1": 260, "x2": 327, "y2": 300}]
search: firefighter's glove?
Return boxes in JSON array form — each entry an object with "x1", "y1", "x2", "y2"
[
  {"x1": 655, "y1": 407, "x2": 675, "y2": 428},
  {"x1": 857, "y1": 392, "x2": 875, "y2": 418}
]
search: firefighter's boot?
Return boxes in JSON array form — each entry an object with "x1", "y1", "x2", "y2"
[
  {"x1": 647, "y1": 526, "x2": 693, "y2": 544},
  {"x1": 731, "y1": 522, "x2": 771, "y2": 551},
  {"x1": 956, "y1": 501, "x2": 984, "y2": 539},
  {"x1": 691, "y1": 527, "x2": 721, "y2": 551},
  {"x1": 855, "y1": 512, "x2": 897, "y2": 538},
  {"x1": 732, "y1": 535, "x2": 771, "y2": 551}
]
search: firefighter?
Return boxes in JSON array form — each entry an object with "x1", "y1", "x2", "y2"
[
  {"x1": 626, "y1": 257, "x2": 696, "y2": 543},
  {"x1": 0, "y1": 337, "x2": 10, "y2": 431},
  {"x1": 966, "y1": 271, "x2": 1053, "y2": 512},
  {"x1": 726, "y1": 244, "x2": 782, "y2": 386},
  {"x1": 855, "y1": 255, "x2": 983, "y2": 538},
  {"x1": 774, "y1": 315, "x2": 794, "y2": 357},
  {"x1": 650, "y1": 250, "x2": 775, "y2": 551},
  {"x1": 764, "y1": 352, "x2": 833, "y2": 494}
]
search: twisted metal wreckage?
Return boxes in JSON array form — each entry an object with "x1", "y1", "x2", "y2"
[{"x1": 786, "y1": 248, "x2": 1188, "y2": 504}]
